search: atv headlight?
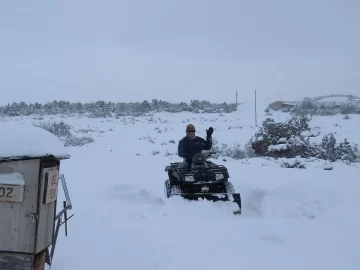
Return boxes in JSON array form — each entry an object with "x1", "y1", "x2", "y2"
[
  {"x1": 184, "y1": 175, "x2": 195, "y2": 182},
  {"x1": 215, "y1": 173, "x2": 224, "y2": 180}
]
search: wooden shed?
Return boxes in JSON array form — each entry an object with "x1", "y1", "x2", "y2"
[
  {"x1": 268, "y1": 101, "x2": 298, "y2": 110},
  {"x1": 0, "y1": 122, "x2": 72, "y2": 270}
]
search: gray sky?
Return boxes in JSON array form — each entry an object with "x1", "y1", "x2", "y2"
[{"x1": 0, "y1": 0, "x2": 359, "y2": 105}]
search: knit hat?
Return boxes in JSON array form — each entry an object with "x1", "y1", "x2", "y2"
[{"x1": 186, "y1": 124, "x2": 196, "y2": 132}]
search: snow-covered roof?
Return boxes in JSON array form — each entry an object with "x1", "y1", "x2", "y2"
[
  {"x1": 281, "y1": 101, "x2": 298, "y2": 106},
  {"x1": 0, "y1": 121, "x2": 70, "y2": 161}
]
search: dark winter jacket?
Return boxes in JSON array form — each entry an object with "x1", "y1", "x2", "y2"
[{"x1": 178, "y1": 135, "x2": 212, "y2": 162}]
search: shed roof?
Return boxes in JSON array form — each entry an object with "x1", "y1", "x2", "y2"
[
  {"x1": 0, "y1": 121, "x2": 71, "y2": 161},
  {"x1": 280, "y1": 101, "x2": 297, "y2": 106}
]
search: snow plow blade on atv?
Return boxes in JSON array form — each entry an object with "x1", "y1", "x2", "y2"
[
  {"x1": 174, "y1": 192, "x2": 241, "y2": 215},
  {"x1": 164, "y1": 151, "x2": 242, "y2": 215}
]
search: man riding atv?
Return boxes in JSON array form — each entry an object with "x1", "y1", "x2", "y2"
[{"x1": 177, "y1": 124, "x2": 214, "y2": 169}]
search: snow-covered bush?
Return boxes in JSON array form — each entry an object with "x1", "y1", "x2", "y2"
[
  {"x1": 281, "y1": 159, "x2": 306, "y2": 169},
  {"x1": 211, "y1": 142, "x2": 247, "y2": 160},
  {"x1": 316, "y1": 134, "x2": 359, "y2": 162},
  {"x1": 34, "y1": 120, "x2": 72, "y2": 137},
  {"x1": 248, "y1": 116, "x2": 360, "y2": 163},
  {"x1": 209, "y1": 138, "x2": 255, "y2": 160},
  {"x1": 34, "y1": 120, "x2": 94, "y2": 147},
  {"x1": 63, "y1": 135, "x2": 94, "y2": 147},
  {"x1": 139, "y1": 135, "x2": 156, "y2": 144},
  {"x1": 299, "y1": 97, "x2": 317, "y2": 111},
  {"x1": 151, "y1": 150, "x2": 160, "y2": 155},
  {"x1": 323, "y1": 161, "x2": 334, "y2": 170},
  {"x1": 249, "y1": 115, "x2": 314, "y2": 158}
]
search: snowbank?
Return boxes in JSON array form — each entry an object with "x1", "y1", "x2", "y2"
[{"x1": 0, "y1": 122, "x2": 70, "y2": 161}]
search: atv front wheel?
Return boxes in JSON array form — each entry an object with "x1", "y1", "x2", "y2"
[
  {"x1": 225, "y1": 182, "x2": 235, "y2": 193},
  {"x1": 164, "y1": 179, "x2": 181, "y2": 198},
  {"x1": 164, "y1": 179, "x2": 171, "y2": 198}
]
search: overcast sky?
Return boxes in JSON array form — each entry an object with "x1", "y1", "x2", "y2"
[{"x1": 0, "y1": 0, "x2": 359, "y2": 105}]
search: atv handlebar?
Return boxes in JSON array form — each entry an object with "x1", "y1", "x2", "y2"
[{"x1": 182, "y1": 150, "x2": 216, "y2": 161}]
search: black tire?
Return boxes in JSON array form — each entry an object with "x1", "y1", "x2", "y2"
[
  {"x1": 225, "y1": 182, "x2": 235, "y2": 194},
  {"x1": 164, "y1": 179, "x2": 172, "y2": 198},
  {"x1": 169, "y1": 176, "x2": 177, "y2": 186},
  {"x1": 164, "y1": 179, "x2": 182, "y2": 198}
]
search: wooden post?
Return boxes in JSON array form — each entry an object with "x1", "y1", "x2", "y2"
[
  {"x1": 33, "y1": 251, "x2": 46, "y2": 270},
  {"x1": 63, "y1": 200, "x2": 68, "y2": 236},
  {"x1": 255, "y1": 89, "x2": 258, "y2": 126}
]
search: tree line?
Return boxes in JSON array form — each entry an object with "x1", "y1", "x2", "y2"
[{"x1": 0, "y1": 99, "x2": 237, "y2": 118}]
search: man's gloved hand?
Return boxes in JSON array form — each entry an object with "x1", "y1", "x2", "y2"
[{"x1": 206, "y1": 127, "x2": 214, "y2": 137}]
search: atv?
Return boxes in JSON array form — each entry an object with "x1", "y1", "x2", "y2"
[{"x1": 164, "y1": 150, "x2": 241, "y2": 214}]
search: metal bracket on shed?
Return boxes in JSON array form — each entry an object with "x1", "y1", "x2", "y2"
[{"x1": 47, "y1": 174, "x2": 74, "y2": 266}]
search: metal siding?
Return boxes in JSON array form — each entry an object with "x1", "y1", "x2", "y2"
[
  {"x1": 0, "y1": 160, "x2": 40, "y2": 253},
  {"x1": 35, "y1": 166, "x2": 58, "y2": 253}
]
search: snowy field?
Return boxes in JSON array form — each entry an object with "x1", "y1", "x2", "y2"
[
  {"x1": 316, "y1": 96, "x2": 351, "y2": 103},
  {"x1": 1, "y1": 97, "x2": 360, "y2": 270}
]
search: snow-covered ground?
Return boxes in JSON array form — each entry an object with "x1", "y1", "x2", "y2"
[
  {"x1": 316, "y1": 96, "x2": 351, "y2": 103},
  {"x1": 1, "y1": 97, "x2": 360, "y2": 270}
]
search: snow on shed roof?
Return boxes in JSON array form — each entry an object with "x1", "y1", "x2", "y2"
[
  {"x1": 280, "y1": 101, "x2": 298, "y2": 105},
  {"x1": 0, "y1": 121, "x2": 70, "y2": 161}
]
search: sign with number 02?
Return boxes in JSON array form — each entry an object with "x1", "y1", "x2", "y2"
[{"x1": 0, "y1": 184, "x2": 24, "y2": 202}]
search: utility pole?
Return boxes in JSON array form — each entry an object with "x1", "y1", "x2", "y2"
[
  {"x1": 254, "y1": 89, "x2": 257, "y2": 126},
  {"x1": 236, "y1": 90, "x2": 238, "y2": 107}
]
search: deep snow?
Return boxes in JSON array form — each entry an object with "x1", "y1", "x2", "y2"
[{"x1": 2, "y1": 97, "x2": 360, "y2": 269}]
